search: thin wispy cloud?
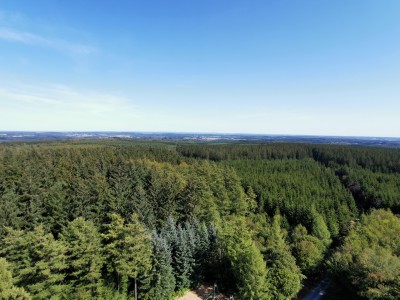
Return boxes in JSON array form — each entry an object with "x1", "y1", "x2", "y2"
[
  {"x1": 0, "y1": 27, "x2": 96, "y2": 54},
  {"x1": 0, "y1": 84, "x2": 145, "y2": 130},
  {"x1": 0, "y1": 81, "x2": 162, "y2": 131},
  {"x1": 0, "y1": 82, "x2": 134, "y2": 115}
]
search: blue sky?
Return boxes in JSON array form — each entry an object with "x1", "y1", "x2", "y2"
[{"x1": 0, "y1": 1, "x2": 399, "y2": 136}]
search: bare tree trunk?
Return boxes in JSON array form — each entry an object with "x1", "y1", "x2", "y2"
[
  {"x1": 117, "y1": 273, "x2": 120, "y2": 294},
  {"x1": 134, "y1": 277, "x2": 138, "y2": 300}
]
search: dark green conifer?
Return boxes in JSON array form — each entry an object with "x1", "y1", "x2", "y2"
[
  {"x1": 144, "y1": 232, "x2": 175, "y2": 299},
  {"x1": 265, "y1": 214, "x2": 303, "y2": 300},
  {"x1": 174, "y1": 225, "x2": 193, "y2": 290}
]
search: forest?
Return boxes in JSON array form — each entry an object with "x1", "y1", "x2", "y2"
[{"x1": 0, "y1": 140, "x2": 400, "y2": 300}]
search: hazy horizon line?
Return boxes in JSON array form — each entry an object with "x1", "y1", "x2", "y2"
[{"x1": 1, "y1": 130, "x2": 399, "y2": 139}]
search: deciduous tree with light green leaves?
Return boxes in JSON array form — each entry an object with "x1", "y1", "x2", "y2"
[
  {"x1": 329, "y1": 209, "x2": 400, "y2": 300},
  {"x1": 291, "y1": 224, "x2": 324, "y2": 274}
]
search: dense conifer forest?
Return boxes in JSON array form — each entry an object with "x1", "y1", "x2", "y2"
[{"x1": 1, "y1": 140, "x2": 399, "y2": 299}]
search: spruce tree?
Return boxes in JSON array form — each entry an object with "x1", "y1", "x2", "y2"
[
  {"x1": 1, "y1": 226, "x2": 68, "y2": 299},
  {"x1": 103, "y1": 213, "x2": 152, "y2": 298},
  {"x1": 0, "y1": 190, "x2": 22, "y2": 239},
  {"x1": 174, "y1": 225, "x2": 193, "y2": 290},
  {"x1": 311, "y1": 210, "x2": 332, "y2": 247},
  {"x1": 41, "y1": 182, "x2": 69, "y2": 236},
  {"x1": 60, "y1": 217, "x2": 104, "y2": 298},
  {"x1": 0, "y1": 258, "x2": 31, "y2": 300},
  {"x1": 195, "y1": 222, "x2": 210, "y2": 281},
  {"x1": 220, "y1": 217, "x2": 270, "y2": 300},
  {"x1": 144, "y1": 232, "x2": 175, "y2": 299},
  {"x1": 265, "y1": 214, "x2": 303, "y2": 300}
]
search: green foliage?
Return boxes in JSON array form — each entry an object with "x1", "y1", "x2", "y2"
[
  {"x1": 103, "y1": 213, "x2": 152, "y2": 296},
  {"x1": 1, "y1": 226, "x2": 68, "y2": 299},
  {"x1": 220, "y1": 216, "x2": 270, "y2": 300},
  {"x1": 291, "y1": 225, "x2": 324, "y2": 273},
  {"x1": 0, "y1": 257, "x2": 31, "y2": 300},
  {"x1": 144, "y1": 232, "x2": 175, "y2": 300},
  {"x1": 0, "y1": 191, "x2": 22, "y2": 237},
  {"x1": 161, "y1": 220, "x2": 189, "y2": 290},
  {"x1": 328, "y1": 210, "x2": 400, "y2": 299},
  {"x1": 264, "y1": 214, "x2": 303, "y2": 300},
  {"x1": 1, "y1": 141, "x2": 400, "y2": 298},
  {"x1": 177, "y1": 143, "x2": 312, "y2": 161},
  {"x1": 311, "y1": 210, "x2": 332, "y2": 247},
  {"x1": 0, "y1": 144, "x2": 254, "y2": 234},
  {"x1": 173, "y1": 225, "x2": 194, "y2": 290},
  {"x1": 60, "y1": 217, "x2": 104, "y2": 298},
  {"x1": 221, "y1": 158, "x2": 356, "y2": 236},
  {"x1": 341, "y1": 166, "x2": 400, "y2": 213}
]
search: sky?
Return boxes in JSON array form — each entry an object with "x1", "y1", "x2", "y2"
[{"x1": 0, "y1": 1, "x2": 399, "y2": 137}]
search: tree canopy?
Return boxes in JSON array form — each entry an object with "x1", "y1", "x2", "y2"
[{"x1": 0, "y1": 140, "x2": 399, "y2": 299}]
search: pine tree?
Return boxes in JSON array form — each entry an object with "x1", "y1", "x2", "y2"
[
  {"x1": 60, "y1": 217, "x2": 104, "y2": 298},
  {"x1": 245, "y1": 185, "x2": 258, "y2": 213},
  {"x1": 1, "y1": 226, "x2": 68, "y2": 299},
  {"x1": 162, "y1": 216, "x2": 178, "y2": 249},
  {"x1": 265, "y1": 214, "x2": 303, "y2": 300},
  {"x1": 144, "y1": 232, "x2": 175, "y2": 299},
  {"x1": 174, "y1": 225, "x2": 193, "y2": 290},
  {"x1": 0, "y1": 190, "x2": 22, "y2": 239},
  {"x1": 132, "y1": 182, "x2": 156, "y2": 229},
  {"x1": 41, "y1": 182, "x2": 69, "y2": 236},
  {"x1": 0, "y1": 257, "x2": 31, "y2": 300},
  {"x1": 311, "y1": 210, "x2": 332, "y2": 247},
  {"x1": 194, "y1": 222, "x2": 210, "y2": 281},
  {"x1": 103, "y1": 213, "x2": 152, "y2": 298},
  {"x1": 220, "y1": 217, "x2": 270, "y2": 300},
  {"x1": 326, "y1": 209, "x2": 340, "y2": 238},
  {"x1": 184, "y1": 220, "x2": 197, "y2": 257},
  {"x1": 107, "y1": 160, "x2": 132, "y2": 217}
]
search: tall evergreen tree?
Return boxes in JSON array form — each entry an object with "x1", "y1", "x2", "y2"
[
  {"x1": 1, "y1": 226, "x2": 68, "y2": 299},
  {"x1": 174, "y1": 225, "x2": 194, "y2": 290},
  {"x1": 0, "y1": 190, "x2": 22, "y2": 239},
  {"x1": 0, "y1": 257, "x2": 31, "y2": 300},
  {"x1": 220, "y1": 217, "x2": 270, "y2": 300},
  {"x1": 103, "y1": 213, "x2": 152, "y2": 298},
  {"x1": 144, "y1": 232, "x2": 175, "y2": 300},
  {"x1": 41, "y1": 182, "x2": 69, "y2": 236},
  {"x1": 194, "y1": 222, "x2": 210, "y2": 282},
  {"x1": 311, "y1": 210, "x2": 332, "y2": 247},
  {"x1": 60, "y1": 217, "x2": 104, "y2": 298},
  {"x1": 265, "y1": 214, "x2": 303, "y2": 300}
]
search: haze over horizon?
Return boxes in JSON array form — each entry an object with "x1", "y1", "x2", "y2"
[{"x1": 1, "y1": 1, "x2": 399, "y2": 137}]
